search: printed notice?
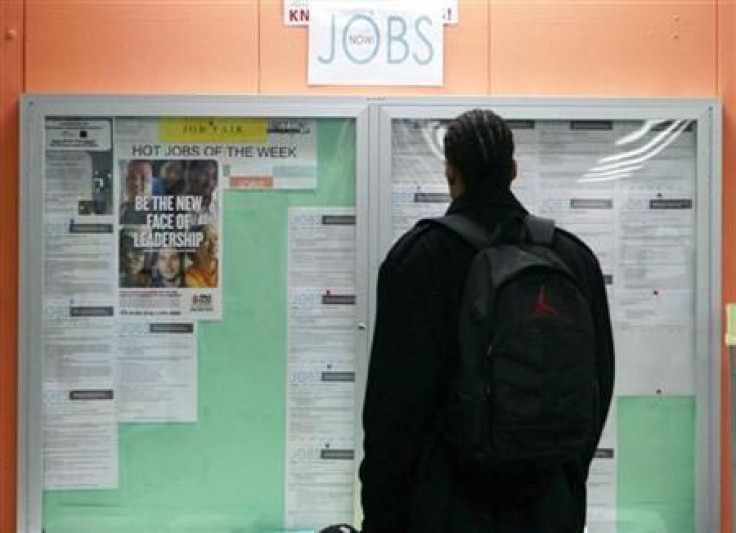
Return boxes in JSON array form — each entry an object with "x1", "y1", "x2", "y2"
[
  {"x1": 44, "y1": 385, "x2": 117, "y2": 490},
  {"x1": 116, "y1": 321, "x2": 197, "y2": 422},
  {"x1": 116, "y1": 157, "x2": 222, "y2": 319},
  {"x1": 43, "y1": 301, "x2": 117, "y2": 490},
  {"x1": 43, "y1": 118, "x2": 119, "y2": 490},
  {"x1": 44, "y1": 301, "x2": 115, "y2": 388},
  {"x1": 285, "y1": 438, "x2": 355, "y2": 529},
  {"x1": 44, "y1": 221, "x2": 116, "y2": 302},
  {"x1": 288, "y1": 207, "x2": 356, "y2": 288},
  {"x1": 115, "y1": 117, "x2": 317, "y2": 192},
  {"x1": 44, "y1": 118, "x2": 116, "y2": 302},
  {"x1": 392, "y1": 183, "x2": 450, "y2": 242},
  {"x1": 285, "y1": 207, "x2": 356, "y2": 529},
  {"x1": 225, "y1": 118, "x2": 318, "y2": 190},
  {"x1": 45, "y1": 119, "x2": 114, "y2": 218},
  {"x1": 46, "y1": 119, "x2": 112, "y2": 151}
]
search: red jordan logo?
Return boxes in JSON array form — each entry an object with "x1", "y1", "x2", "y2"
[{"x1": 533, "y1": 285, "x2": 560, "y2": 316}]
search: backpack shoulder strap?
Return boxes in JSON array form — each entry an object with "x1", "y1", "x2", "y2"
[
  {"x1": 524, "y1": 215, "x2": 556, "y2": 246},
  {"x1": 421, "y1": 214, "x2": 496, "y2": 250},
  {"x1": 424, "y1": 213, "x2": 552, "y2": 250},
  {"x1": 523, "y1": 215, "x2": 579, "y2": 279}
]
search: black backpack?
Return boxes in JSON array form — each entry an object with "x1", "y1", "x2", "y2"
[{"x1": 429, "y1": 214, "x2": 599, "y2": 470}]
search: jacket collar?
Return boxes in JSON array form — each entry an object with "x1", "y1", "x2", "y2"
[{"x1": 446, "y1": 187, "x2": 528, "y2": 217}]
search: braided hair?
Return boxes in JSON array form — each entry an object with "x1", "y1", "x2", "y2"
[{"x1": 443, "y1": 108, "x2": 515, "y2": 192}]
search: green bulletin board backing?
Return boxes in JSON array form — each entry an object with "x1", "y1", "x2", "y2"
[
  {"x1": 617, "y1": 396, "x2": 696, "y2": 533},
  {"x1": 42, "y1": 118, "x2": 357, "y2": 533}
]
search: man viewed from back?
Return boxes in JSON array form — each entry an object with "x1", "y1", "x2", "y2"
[{"x1": 359, "y1": 109, "x2": 614, "y2": 532}]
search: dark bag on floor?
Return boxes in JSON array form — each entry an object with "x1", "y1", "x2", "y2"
[{"x1": 318, "y1": 525, "x2": 359, "y2": 533}]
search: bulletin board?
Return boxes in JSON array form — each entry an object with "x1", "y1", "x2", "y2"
[
  {"x1": 18, "y1": 95, "x2": 371, "y2": 533},
  {"x1": 18, "y1": 96, "x2": 721, "y2": 533},
  {"x1": 368, "y1": 98, "x2": 721, "y2": 533}
]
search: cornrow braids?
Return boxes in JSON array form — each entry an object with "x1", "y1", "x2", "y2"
[{"x1": 443, "y1": 108, "x2": 515, "y2": 192}]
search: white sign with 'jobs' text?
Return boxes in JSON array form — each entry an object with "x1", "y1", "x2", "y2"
[{"x1": 308, "y1": 1, "x2": 444, "y2": 86}]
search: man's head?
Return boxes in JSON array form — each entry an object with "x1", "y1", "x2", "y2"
[
  {"x1": 155, "y1": 247, "x2": 182, "y2": 287},
  {"x1": 126, "y1": 160, "x2": 153, "y2": 199},
  {"x1": 188, "y1": 161, "x2": 217, "y2": 202},
  {"x1": 161, "y1": 160, "x2": 185, "y2": 195},
  {"x1": 443, "y1": 109, "x2": 516, "y2": 199},
  {"x1": 120, "y1": 233, "x2": 144, "y2": 275}
]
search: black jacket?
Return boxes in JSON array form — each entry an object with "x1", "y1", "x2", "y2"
[{"x1": 360, "y1": 189, "x2": 615, "y2": 532}]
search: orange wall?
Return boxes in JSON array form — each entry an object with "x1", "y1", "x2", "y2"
[
  {"x1": 2, "y1": 0, "x2": 733, "y2": 531},
  {"x1": 1, "y1": 0, "x2": 24, "y2": 530}
]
